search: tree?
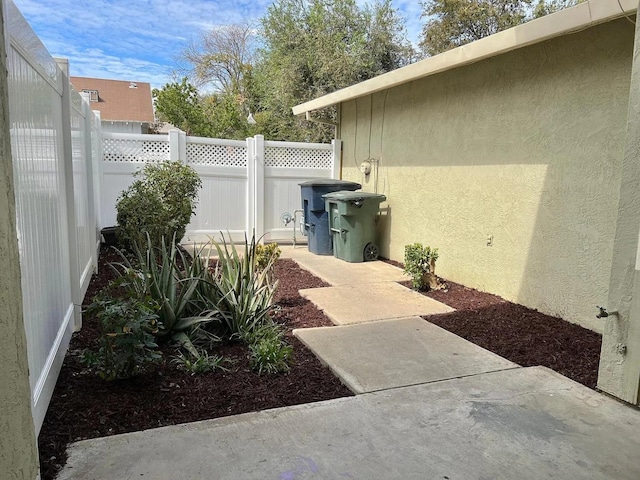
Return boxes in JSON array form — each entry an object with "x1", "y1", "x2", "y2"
[
  {"x1": 152, "y1": 78, "x2": 211, "y2": 136},
  {"x1": 178, "y1": 23, "x2": 261, "y2": 140},
  {"x1": 256, "y1": 0, "x2": 412, "y2": 142},
  {"x1": 201, "y1": 93, "x2": 258, "y2": 139},
  {"x1": 180, "y1": 23, "x2": 256, "y2": 96},
  {"x1": 419, "y1": 0, "x2": 583, "y2": 56}
]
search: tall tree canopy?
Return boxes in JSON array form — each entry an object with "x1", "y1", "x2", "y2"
[
  {"x1": 181, "y1": 23, "x2": 256, "y2": 95},
  {"x1": 256, "y1": 0, "x2": 412, "y2": 142},
  {"x1": 419, "y1": 0, "x2": 582, "y2": 56}
]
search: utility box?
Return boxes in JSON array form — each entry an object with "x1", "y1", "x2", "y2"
[
  {"x1": 323, "y1": 191, "x2": 386, "y2": 263},
  {"x1": 300, "y1": 179, "x2": 361, "y2": 255}
]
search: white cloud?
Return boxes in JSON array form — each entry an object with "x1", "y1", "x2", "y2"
[{"x1": 11, "y1": 0, "x2": 424, "y2": 88}]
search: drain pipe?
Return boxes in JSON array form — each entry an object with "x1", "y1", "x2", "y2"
[{"x1": 305, "y1": 111, "x2": 338, "y2": 139}]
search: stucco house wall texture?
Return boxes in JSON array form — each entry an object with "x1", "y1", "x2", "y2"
[
  {"x1": 339, "y1": 19, "x2": 635, "y2": 333},
  {"x1": 0, "y1": 4, "x2": 40, "y2": 479}
]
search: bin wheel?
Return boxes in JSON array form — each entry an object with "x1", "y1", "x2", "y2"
[{"x1": 364, "y1": 243, "x2": 379, "y2": 262}]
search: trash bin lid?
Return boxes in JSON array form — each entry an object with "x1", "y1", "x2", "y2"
[
  {"x1": 323, "y1": 191, "x2": 386, "y2": 202},
  {"x1": 299, "y1": 178, "x2": 362, "y2": 189}
]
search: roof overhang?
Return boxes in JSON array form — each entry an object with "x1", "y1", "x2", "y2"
[{"x1": 292, "y1": 0, "x2": 636, "y2": 116}]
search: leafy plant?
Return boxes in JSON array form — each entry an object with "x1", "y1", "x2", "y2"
[
  {"x1": 255, "y1": 242, "x2": 281, "y2": 272},
  {"x1": 171, "y1": 350, "x2": 226, "y2": 375},
  {"x1": 116, "y1": 161, "x2": 202, "y2": 247},
  {"x1": 245, "y1": 324, "x2": 292, "y2": 375},
  {"x1": 211, "y1": 233, "x2": 278, "y2": 339},
  {"x1": 110, "y1": 234, "x2": 222, "y2": 357},
  {"x1": 83, "y1": 283, "x2": 162, "y2": 381},
  {"x1": 404, "y1": 243, "x2": 439, "y2": 291}
]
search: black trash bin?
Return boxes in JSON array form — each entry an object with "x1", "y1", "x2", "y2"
[{"x1": 300, "y1": 179, "x2": 361, "y2": 255}]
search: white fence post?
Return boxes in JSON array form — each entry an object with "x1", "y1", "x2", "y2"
[
  {"x1": 246, "y1": 136, "x2": 256, "y2": 236},
  {"x1": 254, "y1": 134, "x2": 265, "y2": 241},
  {"x1": 92, "y1": 110, "x2": 104, "y2": 234},
  {"x1": 332, "y1": 139, "x2": 342, "y2": 179},
  {"x1": 55, "y1": 58, "x2": 82, "y2": 332},
  {"x1": 168, "y1": 129, "x2": 186, "y2": 161},
  {"x1": 80, "y1": 93, "x2": 98, "y2": 273},
  {"x1": 169, "y1": 129, "x2": 179, "y2": 161}
]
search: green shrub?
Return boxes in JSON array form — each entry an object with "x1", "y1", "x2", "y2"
[
  {"x1": 211, "y1": 233, "x2": 278, "y2": 339},
  {"x1": 404, "y1": 243, "x2": 439, "y2": 291},
  {"x1": 83, "y1": 283, "x2": 162, "y2": 381},
  {"x1": 255, "y1": 243, "x2": 281, "y2": 272},
  {"x1": 245, "y1": 324, "x2": 292, "y2": 375},
  {"x1": 116, "y1": 161, "x2": 202, "y2": 247}
]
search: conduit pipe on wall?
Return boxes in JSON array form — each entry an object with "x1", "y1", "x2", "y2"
[{"x1": 305, "y1": 111, "x2": 338, "y2": 139}]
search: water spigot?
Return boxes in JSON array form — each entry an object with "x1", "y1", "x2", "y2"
[{"x1": 596, "y1": 306, "x2": 618, "y2": 318}]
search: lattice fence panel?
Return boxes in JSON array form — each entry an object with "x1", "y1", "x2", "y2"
[
  {"x1": 186, "y1": 143, "x2": 247, "y2": 167},
  {"x1": 102, "y1": 138, "x2": 169, "y2": 163},
  {"x1": 264, "y1": 146, "x2": 332, "y2": 169}
]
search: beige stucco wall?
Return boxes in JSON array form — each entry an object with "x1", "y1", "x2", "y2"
[
  {"x1": 340, "y1": 18, "x2": 635, "y2": 333},
  {"x1": 0, "y1": 5, "x2": 40, "y2": 479},
  {"x1": 598, "y1": 16, "x2": 640, "y2": 405}
]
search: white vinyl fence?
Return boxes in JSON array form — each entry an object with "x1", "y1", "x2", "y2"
[
  {"x1": 101, "y1": 131, "x2": 341, "y2": 242},
  {"x1": 4, "y1": 0, "x2": 340, "y2": 437},
  {"x1": 5, "y1": 0, "x2": 100, "y2": 434}
]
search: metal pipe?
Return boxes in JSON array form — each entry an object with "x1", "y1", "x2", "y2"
[
  {"x1": 596, "y1": 306, "x2": 619, "y2": 318},
  {"x1": 293, "y1": 209, "x2": 304, "y2": 247}
]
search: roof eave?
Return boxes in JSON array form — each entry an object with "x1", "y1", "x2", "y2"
[{"x1": 292, "y1": 0, "x2": 636, "y2": 116}]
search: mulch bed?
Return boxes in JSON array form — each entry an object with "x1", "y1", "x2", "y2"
[
  {"x1": 38, "y1": 249, "x2": 351, "y2": 480},
  {"x1": 390, "y1": 261, "x2": 602, "y2": 390},
  {"x1": 423, "y1": 280, "x2": 602, "y2": 389},
  {"x1": 39, "y1": 251, "x2": 603, "y2": 479}
]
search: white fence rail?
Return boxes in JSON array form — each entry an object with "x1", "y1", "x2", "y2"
[
  {"x1": 5, "y1": 0, "x2": 100, "y2": 434},
  {"x1": 101, "y1": 131, "x2": 341, "y2": 242}
]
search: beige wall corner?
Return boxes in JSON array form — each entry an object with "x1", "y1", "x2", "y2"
[
  {"x1": 0, "y1": 3, "x2": 40, "y2": 478},
  {"x1": 340, "y1": 19, "x2": 634, "y2": 333},
  {"x1": 598, "y1": 14, "x2": 640, "y2": 406}
]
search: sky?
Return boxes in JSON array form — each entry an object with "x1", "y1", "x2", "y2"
[{"x1": 12, "y1": 0, "x2": 424, "y2": 89}]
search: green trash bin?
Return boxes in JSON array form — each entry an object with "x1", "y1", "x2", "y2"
[{"x1": 323, "y1": 191, "x2": 387, "y2": 263}]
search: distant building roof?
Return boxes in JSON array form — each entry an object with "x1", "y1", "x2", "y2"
[{"x1": 70, "y1": 76, "x2": 154, "y2": 123}]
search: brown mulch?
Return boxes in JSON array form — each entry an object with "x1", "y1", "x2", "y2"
[
  {"x1": 423, "y1": 280, "x2": 602, "y2": 389},
  {"x1": 388, "y1": 260, "x2": 602, "y2": 391},
  {"x1": 37, "y1": 250, "x2": 350, "y2": 480},
  {"x1": 39, "y1": 252, "x2": 603, "y2": 479}
]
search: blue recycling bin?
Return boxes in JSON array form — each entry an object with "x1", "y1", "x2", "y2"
[{"x1": 300, "y1": 179, "x2": 361, "y2": 255}]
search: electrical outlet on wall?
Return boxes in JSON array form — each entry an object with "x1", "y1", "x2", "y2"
[{"x1": 486, "y1": 234, "x2": 493, "y2": 247}]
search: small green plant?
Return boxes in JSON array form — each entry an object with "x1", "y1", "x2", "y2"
[
  {"x1": 211, "y1": 232, "x2": 278, "y2": 339},
  {"x1": 171, "y1": 350, "x2": 226, "y2": 375},
  {"x1": 245, "y1": 324, "x2": 292, "y2": 375},
  {"x1": 404, "y1": 243, "x2": 439, "y2": 291},
  {"x1": 255, "y1": 243, "x2": 281, "y2": 272},
  {"x1": 116, "y1": 161, "x2": 202, "y2": 247},
  {"x1": 83, "y1": 284, "x2": 162, "y2": 381}
]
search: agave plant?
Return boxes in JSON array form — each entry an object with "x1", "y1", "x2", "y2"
[
  {"x1": 210, "y1": 232, "x2": 279, "y2": 339},
  {"x1": 109, "y1": 234, "x2": 221, "y2": 357}
]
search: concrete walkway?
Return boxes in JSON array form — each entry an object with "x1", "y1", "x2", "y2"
[
  {"x1": 59, "y1": 246, "x2": 640, "y2": 479},
  {"x1": 295, "y1": 317, "x2": 517, "y2": 393},
  {"x1": 60, "y1": 367, "x2": 640, "y2": 480}
]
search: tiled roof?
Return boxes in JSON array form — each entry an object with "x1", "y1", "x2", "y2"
[{"x1": 70, "y1": 76, "x2": 154, "y2": 122}]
